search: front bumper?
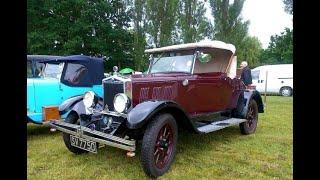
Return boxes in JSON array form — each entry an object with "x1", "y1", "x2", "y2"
[{"x1": 49, "y1": 120, "x2": 136, "y2": 151}]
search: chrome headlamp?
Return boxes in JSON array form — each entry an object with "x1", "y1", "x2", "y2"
[
  {"x1": 83, "y1": 91, "x2": 97, "y2": 108},
  {"x1": 113, "y1": 93, "x2": 130, "y2": 113}
]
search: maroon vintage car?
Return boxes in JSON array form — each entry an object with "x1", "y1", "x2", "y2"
[{"x1": 50, "y1": 41, "x2": 264, "y2": 178}]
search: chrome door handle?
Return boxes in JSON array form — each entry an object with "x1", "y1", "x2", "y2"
[{"x1": 182, "y1": 79, "x2": 189, "y2": 86}]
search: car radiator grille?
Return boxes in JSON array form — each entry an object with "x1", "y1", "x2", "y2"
[{"x1": 103, "y1": 79, "x2": 124, "y2": 111}]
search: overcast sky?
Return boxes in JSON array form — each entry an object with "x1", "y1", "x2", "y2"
[{"x1": 205, "y1": 0, "x2": 293, "y2": 49}]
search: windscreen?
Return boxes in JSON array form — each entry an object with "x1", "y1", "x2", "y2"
[
  {"x1": 149, "y1": 54, "x2": 194, "y2": 74},
  {"x1": 43, "y1": 63, "x2": 64, "y2": 79}
]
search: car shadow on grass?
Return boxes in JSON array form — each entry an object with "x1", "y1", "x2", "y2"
[
  {"x1": 27, "y1": 123, "x2": 58, "y2": 138},
  {"x1": 176, "y1": 126, "x2": 244, "y2": 153}
]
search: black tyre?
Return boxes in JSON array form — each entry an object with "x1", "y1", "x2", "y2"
[
  {"x1": 141, "y1": 114, "x2": 178, "y2": 178},
  {"x1": 62, "y1": 112, "x2": 88, "y2": 154},
  {"x1": 240, "y1": 99, "x2": 258, "y2": 135},
  {"x1": 280, "y1": 87, "x2": 292, "y2": 97}
]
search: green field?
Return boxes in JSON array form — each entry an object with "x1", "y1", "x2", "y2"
[{"x1": 27, "y1": 96, "x2": 292, "y2": 179}]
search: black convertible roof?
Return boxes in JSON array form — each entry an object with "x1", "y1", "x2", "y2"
[
  {"x1": 27, "y1": 55, "x2": 62, "y2": 61},
  {"x1": 27, "y1": 55, "x2": 104, "y2": 85},
  {"x1": 27, "y1": 55, "x2": 103, "y2": 63}
]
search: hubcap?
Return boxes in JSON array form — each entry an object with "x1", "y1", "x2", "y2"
[
  {"x1": 154, "y1": 124, "x2": 173, "y2": 169},
  {"x1": 282, "y1": 89, "x2": 290, "y2": 96}
]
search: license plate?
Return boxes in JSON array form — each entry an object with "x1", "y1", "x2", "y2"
[{"x1": 70, "y1": 135, "x2": 97, "y2": 153}]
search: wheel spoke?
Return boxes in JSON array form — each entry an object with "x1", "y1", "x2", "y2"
[
  {"x1": 154, "y1": 149, "x2": 159, "y2": 156},
  {"x1": 165, "y1": 132, "x2": 171, "y2": 139},
  {"x1": 163, "y1": 127, "x2": 167, "y2": 137},
  {"x1": 155, "y1": 153, "x2": 160, "y2": 164}
]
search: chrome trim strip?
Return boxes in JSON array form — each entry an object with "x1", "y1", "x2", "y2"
[
  {"x1": 102, "y1": 74, "x2": 132, "y2": 112},
  {"x1": 124, "y1": 80, "x2": 132, "y2": 101}
]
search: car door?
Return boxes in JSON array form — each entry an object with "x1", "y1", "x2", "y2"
[
  {"x1": 32, "y1": 62, "x2": 64, "y2": 114},
  {"x1": 196, "y1": 72, "x2": 233, "y2": 112},
  {"x1": 175, "y1": 73, "x2": 197, "y2": 114},
  {"x1": 254, "y1": 69, "x2": 267, "y2": 93},
  {"x1": 251, "y1": 69, "x2": 260, "y2": 89},
  {"x1": 266, "y1": 71, "x2": 280, "y2": 94},
  {"x1": 179, "y1": 72, "x2": 228, "y2": 115}
]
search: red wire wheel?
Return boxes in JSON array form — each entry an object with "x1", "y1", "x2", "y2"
[
  {"x1": 141, "y1": 113, "x2": 178, "y2": 178},
  {"x1": 240, "y1": 99, "x2": 258, "y2": 134},
  {"x1": 154, "y1": 124, "x2": 174, "y2": 169}
]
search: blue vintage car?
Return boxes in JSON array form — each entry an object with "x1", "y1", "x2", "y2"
[
  {"x1": 27, "y1": 55, "x2": 62, "y2": 78},
  {"x1": 27, "y1": 55, "x2": 104, "y2": 124}
]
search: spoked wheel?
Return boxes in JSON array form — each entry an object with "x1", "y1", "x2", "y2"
[
  {"x1": 141, "y1": 114, "x2": 178, "y2": 178},
  {"x1": 240, "y1": 99, "x2": 258, "y2": 135},
  {"x1": 62, "y1": 112, "x2": 87, "y2": 154},
  {"x1": 62, "y1": 112, "x2": 97, "y2": 154},
  {"x1": 154, "y1": 124, "x2": 174, "y2": 169}
]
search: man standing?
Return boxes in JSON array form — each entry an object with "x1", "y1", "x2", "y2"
[{"x1": 240, "y1": 61, "x2": 252, "y2": 86}]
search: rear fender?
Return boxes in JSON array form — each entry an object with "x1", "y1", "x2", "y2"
[{"x1": 241, "y1": 90, "x2": 264, "y2": 118}]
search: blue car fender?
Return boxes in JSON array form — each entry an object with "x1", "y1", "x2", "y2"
[
  {"x1": 59, "y1": 94, "x2": 104, "y2": 117},
  {"x1": 59, "y1": 95, "x2": 84, "y2": 116}
]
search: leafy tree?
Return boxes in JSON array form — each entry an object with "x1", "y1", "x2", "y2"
[
  {"x1": 283, "y1": 0, "x2": 293, "y2": 15},
  {"x1": 27, "y1": 0, "x2": 134, "y2": 71},
  {"x1": 177, "y1": 0, "x2": 213, "y2": 43},
  {"x1": 132, "y1": 0, "x2": 149, "y2": 71},
  {"x1": 209, "y1": 0, "x2": 249, "y2": 43},
  {"x1": 209, "y1": 0, "x2": 250, "y2": 62},
  {"x1": 260, "y1": 28, "x2": 293, "y2": 65},
  {"x1": 237, "y1": 36, "x2": 263, "y2": 68},
  {"x1": 146, "y1": 0, "x2": 179, "y2": 47}
]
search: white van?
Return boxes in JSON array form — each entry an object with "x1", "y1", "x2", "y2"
[{"x1": 251, "y1": 64, "x2": 293, "y2": 96}]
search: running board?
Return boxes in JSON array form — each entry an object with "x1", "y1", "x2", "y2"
[{"x1": 196, "y1": 118, "x2": 247, "y2": 133}]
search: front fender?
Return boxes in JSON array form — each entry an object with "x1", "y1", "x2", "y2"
[
  {"x1": 59, "y1": 95, "x2": 84, "y2": 115},
  {"x1": 126, "y1": 100, "x2": 193, "y2": 130},
  {"x1": 59, "y1": 94, "x2": 104, "y2": 116}
]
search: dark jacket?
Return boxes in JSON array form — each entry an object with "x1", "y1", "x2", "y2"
[{"x1": 240, "y1": 66, "x2": 252, "y2": 86}]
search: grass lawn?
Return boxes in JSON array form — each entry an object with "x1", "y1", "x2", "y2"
[{"x1": 27, "y1": 96, "x2": 292, "y2": 179}]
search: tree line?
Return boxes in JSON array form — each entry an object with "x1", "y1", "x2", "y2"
[{"x1": 28, "y1": 0, "x2": 293, "y2": 71}]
